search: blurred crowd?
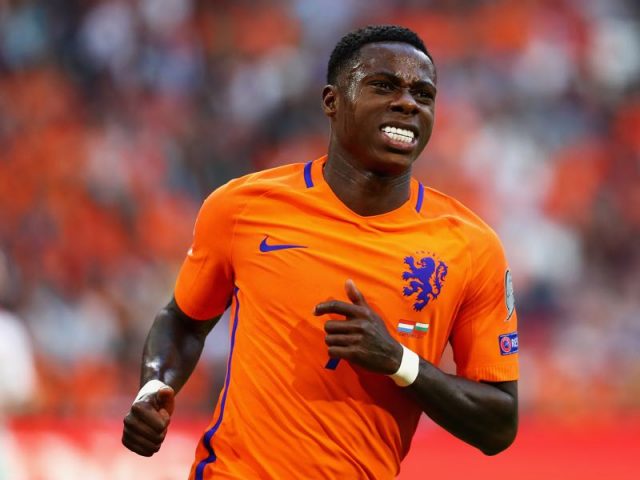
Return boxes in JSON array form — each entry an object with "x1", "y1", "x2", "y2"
[{"x1": 0, "y1": 0, "x2": 638, "y2": 420}]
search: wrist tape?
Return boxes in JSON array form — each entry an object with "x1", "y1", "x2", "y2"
[
  {"x1": 134, "y1": 379, "x2": 168, "y2": 404},
  {"x1": 390, "y1": 345, "x2": 420, "y2": 387}
]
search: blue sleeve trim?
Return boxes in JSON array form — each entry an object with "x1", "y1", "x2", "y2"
[
  {"x1": 195, "y1": 287, "x2": 241, "y2": 480},
  {"x1": 303, "y1": 161, "x2": 314, "y2": 188}
]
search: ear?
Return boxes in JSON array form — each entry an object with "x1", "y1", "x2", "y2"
[{"x1": 321, "y1": 85, "x2": 338, "y2": 117}]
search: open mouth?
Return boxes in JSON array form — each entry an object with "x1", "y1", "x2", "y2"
[{"x1": 380, "y1": 125, "x2": 417, "y2": 146}]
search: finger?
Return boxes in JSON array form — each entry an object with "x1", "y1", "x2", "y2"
[
  {"x1": 156, "y1": 386, "x2": 175, "y2": 416},
  {"x1": 130, "y1": 402, "x2": 171, "y2": 433},
  {"x1": 123, "y1": 423, "x2": 167, "y2": 448},
  {"x1": 314, "y1": 300, "x2": 365, "y2": 317},
  {"x1": 345, "y1": 279, "x2": 367, "y2": 306},
  {"x1": 324, "y1": 319, "x2": 365, "y2": 334},
  {"x1": 325, "y1": 333, "x2": 361, "y2": 347},
  {"x1": 122, "y1": 428, "x2": 164, "y2": 457},
  {"x1": 123, "y1": 414, "x2": 168, "y2": 443},
  {"x1": 327, "y1": 345, "x2": 355, "y2": 360}
]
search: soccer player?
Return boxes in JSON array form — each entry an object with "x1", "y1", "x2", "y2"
[{"x1": 122, "y1": 25, "x2": 519, "y2": 479}]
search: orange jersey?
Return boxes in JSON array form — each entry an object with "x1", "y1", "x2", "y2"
[{"x1": 174, "y1": 155, "x2": 519, "y2": 479}]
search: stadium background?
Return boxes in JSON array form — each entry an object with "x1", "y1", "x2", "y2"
[{"x1": 0, "y1": 0, "x2": 639, "y2": 478}]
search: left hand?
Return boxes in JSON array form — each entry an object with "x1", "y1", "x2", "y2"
[{"x1": 314, "y1": 279, "x2": 403, "y2": 375}]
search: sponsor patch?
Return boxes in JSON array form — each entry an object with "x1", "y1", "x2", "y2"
[{"x1": 499, "y1": 332, "x2": 519, "y2": 355}]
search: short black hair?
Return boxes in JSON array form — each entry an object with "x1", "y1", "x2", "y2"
[{"x1": 327, "y1": 25, "x2": 433, "y2": 85}]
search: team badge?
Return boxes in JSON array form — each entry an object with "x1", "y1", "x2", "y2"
[
  {"x1": 504, "y1": 269, "x2": 515, "y2": 321},
  {"x1": 402, "y1": 253, "x2": 448, "y2": 311},
  {"x1": 397, "y1": 320, "x2": 429, "y2": 337},
  {"x1": 499, "y1": 332, "x2": 519, "y2": 355}
]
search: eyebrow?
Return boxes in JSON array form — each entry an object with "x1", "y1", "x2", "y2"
[{"x1": 365, "y1": 71, "x2": 437, "y2": 92}]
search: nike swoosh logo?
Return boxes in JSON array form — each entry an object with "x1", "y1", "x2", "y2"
[{"x1": 259, "y1": 236, "x2": 307, "y2": 252}]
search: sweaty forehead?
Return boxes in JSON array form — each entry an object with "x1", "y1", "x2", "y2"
[{"x1": 347, "y1": 42, "x2": 436, "y2": 85}]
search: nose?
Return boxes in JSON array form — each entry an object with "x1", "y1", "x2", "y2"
[{"x1": 390, "y1": 89, "x2": 419, "y2": 115}]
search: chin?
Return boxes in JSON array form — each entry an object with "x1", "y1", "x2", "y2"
[{"x1": 366, "y1": 151, "x2": 416, "y2": 176}]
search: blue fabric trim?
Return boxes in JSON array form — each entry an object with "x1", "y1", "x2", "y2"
[
  {"x1": 415, "y1": 182, "x2": 424, "y2": 213},
  {"x1": 303, "y1": 161, "x2": 314, "y2": 188},
  {"x1": 325, "y1": 357, "x2": 340, "y2": 370},
  {"x1": 195, "y1": 287, "x2": 241, "y2": 480}
]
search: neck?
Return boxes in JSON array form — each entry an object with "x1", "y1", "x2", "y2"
[{"x1": 324, "y1": 149, "x2": 412, "y2": 216}]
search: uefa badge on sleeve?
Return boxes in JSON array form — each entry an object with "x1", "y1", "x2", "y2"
[
  {"x1": 498, "y1": 332, "x2": 519, "y2": 355},
  {"x1": 504, "y1": 269, "x2": 515, "y2": 321}
]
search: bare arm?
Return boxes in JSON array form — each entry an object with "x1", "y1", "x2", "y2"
[
  {"x1": 315, "y1": 280, "x2": 517, "y2": 455},
  {"x1": 141, "y1": 298, "x2": 219, "y2": 392},
  {"x1": 122, "y1": 298, "x2": 221, "y2": 456},
  {"x1": 406, "y1": 364, "x2": 517, "y2": 455}
]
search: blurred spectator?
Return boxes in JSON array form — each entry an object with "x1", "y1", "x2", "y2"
[
  {"x1": 0, "y1": 251, "x2": 36, "y2": 480},
  {"x1": 0, "y1": 0, "x2": 638, "y2": 419},
  {"x1": 0, "y1": 253, "x2": 36, "y2": 407}
]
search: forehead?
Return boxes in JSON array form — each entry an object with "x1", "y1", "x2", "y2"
[{"x1": 349, "y1": 42, "x2": 436, "y2": 85}]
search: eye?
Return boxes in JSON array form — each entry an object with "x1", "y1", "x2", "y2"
[
  {"x1": 414, "y1": 90, "x2": 435, "y2": 103},
  {"x1": 371, "y1": 80, "x2": 393, "y2": 91}
]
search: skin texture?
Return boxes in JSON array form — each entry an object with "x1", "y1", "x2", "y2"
[{"x1": 122, "y1": 40, "x2": 517, "y2": 458}]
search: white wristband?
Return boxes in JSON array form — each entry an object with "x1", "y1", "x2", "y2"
[
  {"x1": 390, "y1": 346, "x2": 420, "y2": 387},
  {"x1": 134, "y1": 379, "x2": 168, "y2": 404}
]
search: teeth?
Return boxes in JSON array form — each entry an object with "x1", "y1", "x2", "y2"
[{"x1": 381, "y1": 126, "x2": 414, "y2": 143}]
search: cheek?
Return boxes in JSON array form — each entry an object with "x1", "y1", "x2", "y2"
[
  {"x1": 422, "y1": 107, "x2": 436, "y2": 131},
  {"x1": 342, "y1": 103, "x2": 367, "y2": 136}
]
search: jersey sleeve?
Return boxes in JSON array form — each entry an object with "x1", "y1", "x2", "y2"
[
  {"x1": 449, "y1": 229, "x2": 519, "y2": 382},
  {"x1": 174, "y1": 183, "x2": 237, "y2": 320}
]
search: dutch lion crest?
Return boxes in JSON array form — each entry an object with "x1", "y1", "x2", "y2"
[{"x1": 402, "y1": 253, "x2": 448, "y2": 311}]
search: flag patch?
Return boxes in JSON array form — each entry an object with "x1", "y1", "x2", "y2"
[
  {"x1": 397, "y1": 320, "x2": 429, "y2": 337},
  {"x1": 398, "y1": 322, "x2": 414, "y2": 334},
  {"x1": 499, "y1": 332, "x2": 519, "y2": 355}
]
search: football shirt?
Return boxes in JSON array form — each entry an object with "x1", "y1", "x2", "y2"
[{"x1": 175, "y1": 155, "x2": 519, "y2": 479}]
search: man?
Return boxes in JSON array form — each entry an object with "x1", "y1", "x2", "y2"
[{"x1": 122, "y1": 25, "x2": 519, "y2": 479}]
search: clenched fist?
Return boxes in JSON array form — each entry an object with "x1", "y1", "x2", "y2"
[{"x1": 122, "y1": 381, "x2": 175, "y2": 457}]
